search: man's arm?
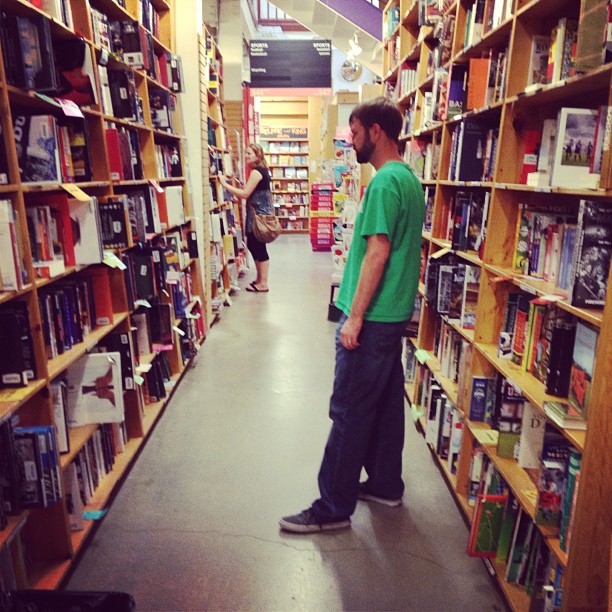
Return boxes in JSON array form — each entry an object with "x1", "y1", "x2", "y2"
[{"x1": 340, "y1": 233, "x2": 390, "y2": 350}]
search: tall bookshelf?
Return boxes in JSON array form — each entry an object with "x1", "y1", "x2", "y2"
[
  {"x1": 384, "y1": 0, "x2": 612, "y2": 610},
  {"x1": 259, "y1": 127, "x2": 310, "y2": 233},
  {"x1": 199, "y1": 26, "x2": 244, "y2": 324},
  {"x1": 0, "y1": 0, "x2": 206, "y2": 590}
]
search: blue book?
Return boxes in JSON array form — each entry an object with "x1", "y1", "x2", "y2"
[{"x1": 469, "y1": 376, "x2": 494, "y2": 422}]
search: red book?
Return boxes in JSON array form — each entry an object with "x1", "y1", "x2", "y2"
[
  {"x1": 156, "y1": 190, "x2": 169, "y2": 227},
  {"x1": 105, "y1": 128, "x2": 124, "y2": 181},
  {"x1": 520, "y1": 129, "x2": 541, "y2": 184},
  {"x1": 86, "y1": 267, "x2": 114, "y2": 326}
]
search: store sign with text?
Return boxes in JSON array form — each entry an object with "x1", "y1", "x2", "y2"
[
  {"x1": 260, "y1": 126, "x2": 308, "y2": 140},
  {"x1": 249, "y1": 39, "x2": 332, "y2": 95}
]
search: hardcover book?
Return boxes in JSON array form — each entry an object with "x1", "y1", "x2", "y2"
[
  {"x1": 551, "y1": 108, "x2": 599, "y2": 189},
  {"x1": 469, "y1": 376, "x2": 494, "y2": 422},
  {"x1": 527, "y1": 35, "x2": 550, "y2": 86},
  {"x1": 569, "y1": 199, "x2": 612, "y2": 308},
  {"x1": 53, "y1": 38, "x2": 98, "y2": 107},
  {"x1": 568, "y1": 320, "x2": 599, "y2": 420},
  {"x1": 69, "y1": 197, "x2": 104, "y2": 265},
  {"x1": 13, "y1": 115, "x2": 61, "y2": 184},
  {"x1": 99, "y1": 197, "x2": 131, "y2": 249},
  {"x1": 65, "y1": 352, "x2": 125, "y2": 426},
  {"x1": 467, "y1": 494, "x2": 507, "y2": 557}
]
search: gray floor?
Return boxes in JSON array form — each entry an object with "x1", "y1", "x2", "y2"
[{"x1": 66, "y1": 235, "x2": 507, "y2": 611}]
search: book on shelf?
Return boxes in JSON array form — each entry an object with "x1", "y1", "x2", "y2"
[
  {"x1": 84, "y1": 266, "x2": 114, "y2": 326},
  {"x1": 107, "y1": 69, "x2": 140, "y2": 121},
  {"x1": 568, "y1": 199, "x2": 612, "y2": 308},
  {"x1": 469, "y1": 376, "x2": 494, "y2": 422},
  {"x1": 0, "y1": 12, "x2": 58, "y2": 92},
  {"x1": 0, "y1": 312, "x2": 30, "y2": 388},
  {"x1": 547, "y1": 18, "x2": 578, "y2": 83},
  {"x1": 149, "y1": 89, "x2": 174, "y2": 133},
  {"x1": 560, "y1": 448, "x2": 582, "y2": 553},
  {"x1": 69, "y1": 196, "x2": 104, "y2": 265},
  {"x1": 65, "y1": 462, "x2": 85, "y2": 532},
  {"x1": 467, "y1": 493, "x2": 507, "y2": 557},
  {"x1": 65, "y1": 351, "x2": 125, "y2": 426},
  {"x1": 50, "y1": 378, "x2": 70, "y2": 454},
  {"x1": 535, "y1": 427, "x2": 572, "y2": 529},
  {"x1": 509, "y1": 293, "x2": 531, "y2": 366},
  {"x1": 567, "y1": 319, "x2": 599, "y2": 420},
  {"x1": 98, "y1": 331, "x2": 135, "y2": 392},
  {"x1": 53, "y1": 37, "x2": 98, "y2": 107},
  {"x1": 527, "y1": 34, "x2": 551, "y2": 87},
  {"x1": 517, "y1": 401, "x2": 546, "y2": 469},
  {"x1": 0, "y1": 301, "x2": 36, "y2": 386},
  {"x1": 492, "y1": 375, "x2": 524, "y2": 459},
  {"x1": 165, "y1": 185, "x2": 185, "y2": 227},
  {"x1": 551, "y1": 107, "x2": 599, "y2": 189},
  {"x1": 0, "y1": 418, "x2": 23, "y2": 516},
  {"x1": 98, "y1": 196, "x2": 132, "y2": 250},
  {"x1": 543, "y1": 401, "x2": 587, "y2": 430},
  {"x1": 13, "y1": 115, "x2": 61, "y2": 184}
]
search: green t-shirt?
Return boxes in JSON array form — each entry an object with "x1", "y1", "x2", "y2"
[{"x1": 336, "y1": 161, "x2": 425, "y2": 322}]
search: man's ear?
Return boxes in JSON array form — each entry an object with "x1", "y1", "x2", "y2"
[{"x1": 370, "y1": 123, "x2": 383, "y2": 141}]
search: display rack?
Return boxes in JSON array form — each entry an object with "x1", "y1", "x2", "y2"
[
  {"x1": 260, "y1": 126, "x2": 310, "y2": 233},
  {"x1": 0, "y1": 0, "x2": 206, "y2": 590},
  {"x1": 384, "y1": 0, "x2": 611, "y2": 609}
]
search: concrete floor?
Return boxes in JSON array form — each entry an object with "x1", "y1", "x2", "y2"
[{"x1": 66, "y1": 235, "x2": 507, "y2": 611}]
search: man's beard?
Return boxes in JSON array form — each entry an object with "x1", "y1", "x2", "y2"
[{"x1": 355, "y1": 136, "x2": 375, "y2": 164}]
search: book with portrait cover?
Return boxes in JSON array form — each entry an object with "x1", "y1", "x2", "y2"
[
  {"x1": 65, "y1": 352, "x2": 124, "y2": 426},
  {"x1": 568, "y1": 199, "x2": 612, "y2": 308}
]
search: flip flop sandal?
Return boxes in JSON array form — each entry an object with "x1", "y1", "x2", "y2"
[{"x1": 246, "y1": 285, "x2": 269, "y2": 292}]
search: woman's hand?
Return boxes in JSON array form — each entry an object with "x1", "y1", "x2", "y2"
[{"x1": 219, "y1": 176, "x2": 228, "y2": 188}]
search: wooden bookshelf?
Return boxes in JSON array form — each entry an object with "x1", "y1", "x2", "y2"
[
  {"x1": 261, "y1": 130, "x2": 310, "y2": 233},
  {"x1": 0, "y1": 0, "x2": 207, "y2": 591},
  {"x1": 386, "y1": 0, "x2": 612, "y2": 609},
  {"x1": 198, "y1": 26, "x2": 245, "y2": 324}
]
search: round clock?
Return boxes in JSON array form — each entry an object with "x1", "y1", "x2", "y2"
[{"x1": 341, "y1": 59, "x2": 362, "y2": 82}]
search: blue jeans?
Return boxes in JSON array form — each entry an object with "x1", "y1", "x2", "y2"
[{"x1": 311, "y1": 314, "x2": 407, "y2": 522}]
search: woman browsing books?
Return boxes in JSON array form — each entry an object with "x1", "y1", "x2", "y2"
[{"x1": 220, "y1": 144, "x2": 272, "y2": 293}]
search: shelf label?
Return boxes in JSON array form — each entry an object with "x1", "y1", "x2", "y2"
[
  {"x1": 518, "y1": 283, "x2": 537, "y2": 295},
  {"x1": 83, "y1": 509, "x2": 108, "y2": 520},
  {"x1": 173, "y1": 326, "x2": 185, "y2": 336},
  {"x1": 148, "y1": 179, "x2": 164, "y2": 193},
  {"x1": 103, "y1": 252, "x2": 126, "y2": 270},
  {"x1": 134, "y1": 375, "x2": 145, "y2": 386},
  {"x1": 410, "y1": 404, "x2": 425, "y2": 422},
  {"x1": 134, "y1": 299, "x2": 152, "y2": 308},
  {"x1": 61, "y1": 183, "x2": 90, "y2": 201},
  {"x1": 415, "y1": 349, "x2": 431, "y2": 364}
]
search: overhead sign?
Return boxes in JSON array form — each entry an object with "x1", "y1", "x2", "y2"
[{"x1": 249, "y1": 39, "x2": 332, "y2": 93}]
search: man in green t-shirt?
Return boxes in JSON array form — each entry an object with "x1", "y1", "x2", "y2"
[{"x1": 280, "y1": 97, "x2": 425, "y2": 533}]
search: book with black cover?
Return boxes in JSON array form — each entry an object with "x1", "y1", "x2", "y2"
[
  {"x1": 53, "y1": 38, "x2": 98, "y2": 107},
  {"x1": 1, "y1": 300, "x2": 36, "y2": 382},
  {"x1": 98, "y1": 331, "x2": 135, "y2": 392},
  {"x1": 0, "y1": 122, "x2": 9, "y2": 185},
  {"x1": 121, "y1": 20, "x2": 145, "y2": 68},
  {"x1": 0, "y1": 419, "x2": 23, "y2": 515},
  {"x1": 456, "y1": 120, "x2": 486, "y2": 181},
  {"x1": 131, "y1": 251, "x2": 156, "y2": 300},
  {"x1": 107, "y1": 69, "x2": 138, "y2": 120},
  {"x1": 0, "y1": 313, "x2": 31, "y2": 388},
  {"x1": 149, "y1": 89, "x2": 172, "y2": 132},
  {"x1": 569, "y1": 199, "x2": 612, "y2": 308},
  {"x1": 0, "y1": 13, "x2": 58, "y2": 92},
  {"x1": 13, "y1": 115, "x2": 61, "y2": 183},
  {"x1": 67, "y1": 122, "x2": 93, "y2": 182},
  {"x1": 99, "y1": 196, "x2": 131, "y2": 249},
  {"x1": 186, "y1": 230, "x2": 199, "y2": 258},
  {"x1": 12, "y1": 429, "x2": 47, "y2": 508},
  {"x1": 150, "y1": 303, "x2": 174, "y2": 349}
]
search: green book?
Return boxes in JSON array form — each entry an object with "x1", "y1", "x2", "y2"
[{"x1": 496, "y1": 492, "x2": 519, "y2": 564}]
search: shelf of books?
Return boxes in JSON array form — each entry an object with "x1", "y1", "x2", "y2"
[
  {"x1": 199, "y1": 26, "x2": 244, "y2": 323},
  {"x1": 393, "y1": 0, "x2": 612, "y2": 609},
  {"x1": 260, "y1": 127, "x2": 310, "y2": 233},
  {"x1": 0, "y1": 0, "x2": 207, "y2": 591}
]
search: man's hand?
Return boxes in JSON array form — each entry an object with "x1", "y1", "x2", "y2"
[{"x1": 340, "y1": 315, "x2": 362, "y2": 350}]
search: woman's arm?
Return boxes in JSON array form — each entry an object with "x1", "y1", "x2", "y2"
[{"x1": 219, "y1": 170, "x2": 263, "y2": 199}]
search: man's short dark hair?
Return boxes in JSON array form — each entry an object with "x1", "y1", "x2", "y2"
[{"x1": 349, "y1": 97, "x2": 403, "y2": 143}]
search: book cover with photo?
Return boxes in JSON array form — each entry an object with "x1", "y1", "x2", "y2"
[
  {"x1": 13, "y1": 115, "x2": 61, "y2": 183},
  {"x1": 65, "y1": 352, "x2": 124, "y2": 426},
  {"x1": 569, "y1": 199, "x2": 612, "y2": 308},
  {"x1": 568, "y1": 320, "x2": 599, "y2": 420},
  {"x1": 551, "y1": 108, "x2": 599, "y2": 189}
]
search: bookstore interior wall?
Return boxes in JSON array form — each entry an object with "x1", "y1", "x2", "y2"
[
  {"x1": 0, "y1": 0, "x2": 208, "y2": 591},
  {"x1": 384, "y1": 0, "x2": 612, "y2": 609}
]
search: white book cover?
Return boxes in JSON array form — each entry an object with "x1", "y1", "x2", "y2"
[
  {"x1": 517, "y1": 402, "x2": 546, "y2": 468},
  {"x1": 0, "y1": 200, "x2": 20, "y2": 290},
  {"x1": 165, "y1": 185, "x2": 185, "y2": 227},
  {"x1": 65, "y1": 352, "x2": 125, "y2": 426},
  {"x1": 65, "y1": 462, "x2": 85, "y2": 532},
  {"x1": 69, "y1": 197, "x2": 103, "y2": 265},
  {"x1": 551, "y1": 108, "x2": 599, "y2": 189},
  {"x1": 425, "y1": 385, "x2": 442, "y2": 446}
]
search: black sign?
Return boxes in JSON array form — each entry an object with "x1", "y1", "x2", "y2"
[{"x1": 249, "y1": 39, "x2": 332, "y2": 89}]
